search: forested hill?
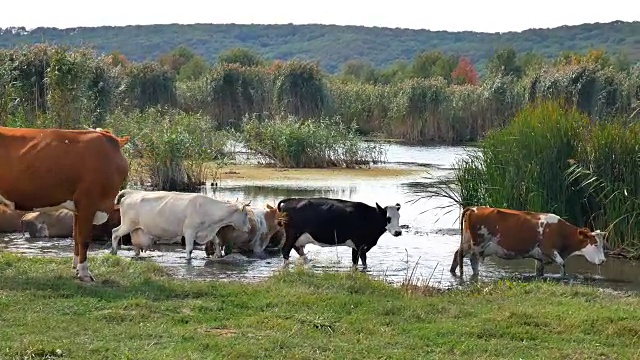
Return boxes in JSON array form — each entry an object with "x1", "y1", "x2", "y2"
[{"x1": 1, "y1": 21, "x2": 639, "y2": 72}]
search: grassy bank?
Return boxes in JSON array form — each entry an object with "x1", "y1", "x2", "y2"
[{"x1": 2, "y1": 252, "x2": 640, "y2": 359}]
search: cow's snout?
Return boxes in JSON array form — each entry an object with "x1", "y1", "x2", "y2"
[{"x1": 393, "y1": 230, "x2": 402, "y2": 237}]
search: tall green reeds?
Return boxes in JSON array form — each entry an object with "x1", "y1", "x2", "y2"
[
  {"x1": 106, "y1": 107, "x2": 229, "y2": 192},
  {"x1": 2, "y1": 44, "x2": 640, "y2": 145},
  {"x1": 239, "y1": 114, "x2": 385, "y2": 168},
  {"x1": 451, "y1": 101, "x2": 640, "y2": 256}
]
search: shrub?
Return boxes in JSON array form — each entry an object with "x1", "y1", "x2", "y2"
[
  {"x1": 106, "y1": 107, "x2": 229, "y2": 191},
  {"x1": 239, "y1": 114, "x2": 385, "y2": 168}
]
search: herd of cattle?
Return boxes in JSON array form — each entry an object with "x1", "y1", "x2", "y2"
[{"x1": 0, "y1": 126, "x2": 609, "y2": 283}]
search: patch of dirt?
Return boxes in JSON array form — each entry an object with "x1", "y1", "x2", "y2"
[{"x1": 200, "y1": 327, "x2": 238, "y2": 337}]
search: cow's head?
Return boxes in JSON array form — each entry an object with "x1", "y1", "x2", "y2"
[
  {"x1": 575, "y1": 228, "x2": 607, "y2": 265},
  {"x1": 21, "y1": 219, "x2": 49, "y2": 238},
  {"x1": 265, "y1": 204, "x2": 286, "y2": 232},
  {"x1": 233, "y1": 200, "x2": 252, "y2": 232},
  {"x1": 376, "y1": 202, "x2": 402, "y2": 237}
]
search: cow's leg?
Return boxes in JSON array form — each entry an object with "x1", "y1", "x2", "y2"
[
  {"x1": 73, "y1": 216, "x2": 79, "y2": 272},
  {"x1": 358, "y1": 246, "x2": 368, "y2": 270},
  {"x1": 450, "y1": 249, "x2": 460, "y2": 275},
  {"x1": 252, "y1": 238, "x2": 268, "y2": 260},
  {"x1": 204, "y1": 241, "x2": 214, "y2": 258},
  {"x1": 535, "y1": 260, "x2": 545, "y2": 277},
  {"x1": 184, "y1": 229, "x2": 196, "y2": 260},
  {"x1": 550, "y1": 251, "x2": 567, "y2": 278},
  {"x1": 110, "y1": 223, "x2": 133, "y2": 255},
  {"x1": 212, "y1": 234, "x2": 224, "y2": 258},
  {"x1": 469, "y1": 252, "x2": 480, "y2": 276},
  {"x1": 281, "y1": 230, "x2": 300, "y2": 265},
  {"x1": 540, "y1": 245, "x2": 566, "y2": 278},
  {"x1": 351, "y1": 249, "x2": 359, "y2": 267},
  {"x1": 74, "y1": 209, "x2": 96, "y2": 282}
]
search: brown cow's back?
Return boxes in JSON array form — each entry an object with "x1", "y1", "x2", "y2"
[
  {"x1": 0, "y1": 127, "x2": 128, "y2": 212},
  {"x1": 466, "y1": 207, "x2": 542, "y2": 254}
]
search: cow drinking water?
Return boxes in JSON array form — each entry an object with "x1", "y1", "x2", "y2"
[
  {"x1": 276, "y1": 197, "x2": 403, "y2": 269},
  {"x1": 450, "y1": 206, "x2": 607, "y2": 278},
  {"x1": 110, "y1": 190, "x2": 252, "y2": 259},
  {"x1": 205, "y1": 203, "x2": 285, "y2": 258}
]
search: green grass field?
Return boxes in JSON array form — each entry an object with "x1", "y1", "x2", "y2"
[{"x1": 1, "y1": 252, "x2": 639, "y2": 359}]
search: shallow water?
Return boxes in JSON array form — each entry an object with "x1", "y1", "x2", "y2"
[{"x1": 2, "y1": 142, "x2": 640, "y2": 292}]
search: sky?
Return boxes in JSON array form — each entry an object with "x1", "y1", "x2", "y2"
[{"x1": 1, "y1": 0, "x2": 638, "y2": 33}]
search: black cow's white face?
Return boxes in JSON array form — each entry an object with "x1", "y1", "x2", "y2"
[{"x1": 377, "y1": 202, "x2": 402, "y2": 237}]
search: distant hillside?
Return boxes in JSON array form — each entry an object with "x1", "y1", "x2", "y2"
[{"x1": 1, "y1": 21, "x2": 639, "y2": 73}]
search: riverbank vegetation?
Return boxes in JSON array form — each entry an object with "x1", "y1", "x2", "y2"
[
  {"x1": 0, "y1": 44, "x2": 638, "y2": 191},
  {"x1": 1, "y1": 252, "x2": 640, "y2": 359},
  {"x1": 429, "y1": 101, "x2": 640, "y2": 257}
]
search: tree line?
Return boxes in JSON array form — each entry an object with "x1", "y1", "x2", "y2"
[{"x1": 0, "y1": 44, "x2": 638, "y2": 144}]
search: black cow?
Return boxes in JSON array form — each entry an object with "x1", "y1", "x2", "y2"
[{"x1": 276, "y1": 197, "x2": 402, "y2": 269}]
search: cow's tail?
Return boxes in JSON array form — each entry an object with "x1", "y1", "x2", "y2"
[
  {"x1": 114, "y1": 189, "x2": 135, "y2": 206},
  {"x1": 275, "y1": 199, "x2": 290, "y2": 228},
  {"x1": 276, "y1": 199, "x2": 289, "y2": 212},
  {"x1": 458, "y1": 206, "x2": 473, "y2": 275}
]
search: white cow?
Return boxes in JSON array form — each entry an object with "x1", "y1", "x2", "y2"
[{"x1": 110, "y1": 189, "x2": 252, "y2": 259}]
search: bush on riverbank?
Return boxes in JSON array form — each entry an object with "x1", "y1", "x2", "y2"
[
  {"x1": 239, "y1": 114, "x2": 386, "y2": 168},
  {"x1": 1, "y1": 44, "x2": 639, "y2": 145},
  {"x1": 106, "y1": 107, "x2": 230, "y2": 191},
  {"x1": 451, "y1": 101, "x2": 640, "y2": 255},
  {"x1": 1, "y1": 252, "x2": 640, "y2": 359}
]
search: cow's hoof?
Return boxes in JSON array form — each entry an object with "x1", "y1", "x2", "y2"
[
  {"x1": 253, "y1": 251, "x2": 269, "y2": 260},
  {"x1": 109, "y1": 249, "x2": 118, "y2": 256},
  {"x1": 77, "y1": 272, "x2": 95, "y2": 282}
]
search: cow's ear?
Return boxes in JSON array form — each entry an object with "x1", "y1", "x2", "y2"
[
  {"x1": 376, "y1": 203, "x2": 385, "y2": 213},
  {"x1": 395, "y1": 203, "x2": 401, "y2": 210},
  {"x1": 577, "y1": 228, "x2": 590, "y2": 238}
]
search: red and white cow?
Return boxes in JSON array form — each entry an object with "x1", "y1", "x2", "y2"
[
  {"x1": 0, "y1": 126, "x2": 129, "y2": 282},
  {"x1": 450, "y1": 206, "x2": 607, "y2": 278},
  {"x1": 110, "y1": 190, "x2": 252, "y2": 259}
]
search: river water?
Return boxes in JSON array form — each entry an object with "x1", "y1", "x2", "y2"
[{"x1": 1, "y1": 143, "x2": 639, "y2": 292}]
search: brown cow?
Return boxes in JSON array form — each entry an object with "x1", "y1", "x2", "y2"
[
  {"x1": 0, "y1": 126, "x2": 129, "y2": 282},
  {"x1": 204, "y1": 203, "x2": 284, "y2": 258},
  {"x1": 0, "y1": 206, "x2": 28, "y2": 233},
  {"x1": 450, "y1": 206, "x2": 607, "y2": 278}
]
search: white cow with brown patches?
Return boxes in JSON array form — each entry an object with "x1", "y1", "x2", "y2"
[
  {"x1": 450, "y1": 206, "x2": 607, "y2": 278},
  {"x1": 110, "y1": 190, "x2": 252, "y2": 259},
  {"x1": 204, "y1": 203, "x2": 285, "y2": 258}
]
